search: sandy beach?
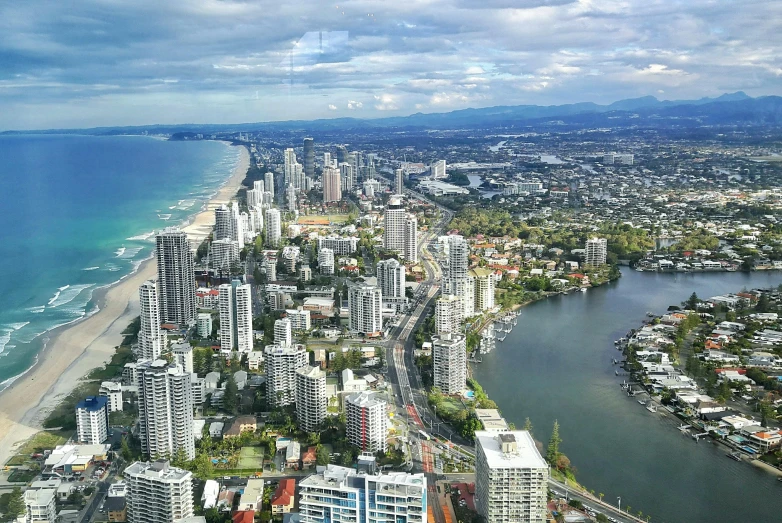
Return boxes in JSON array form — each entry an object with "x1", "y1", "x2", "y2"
[{"x1": 0, "y1": 143, "x2": 249, "y2": 467}]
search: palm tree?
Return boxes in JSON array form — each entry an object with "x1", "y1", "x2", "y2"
[{"x1": 598, "y1": 493, "x2": 604, "y2": 502}]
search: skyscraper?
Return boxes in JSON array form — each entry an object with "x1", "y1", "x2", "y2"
[
  {"x1": 404, "y1": 214, "x2": 418, "y2": 263},
  {"x1": 138, "y1": 280, "x2": 164, "y2": 360},
  {"x1": 274, "y1": 317, "x2": 292, "y2": 347},
  {"x1": 376, "y1": 258, "x2": 405, "y2": 299},
  {"x1": 348, "y1": 283, "x2": 383, "y2": 336},
  {"x1": 336, "y1": 145, "x2": 348, "y2": 164},
  {"x1": 125, "y1": 460, "x2": 194, "y2": 523},
  {"x1": 474, "y1": 431, "x2": 548, "y2": 523},
  {"x1": 431, "y1": 159, "x2": 446, "y2": 179},
  {"x1": 295, "y1": 365, "x2": 326, "y2": 432},
  {"x1": 264, "y1": 172, "x2": 275, "y2": 199},
  {"x1": 284, "y1": 148, "x2": 297, "y2": 188},
  {"x1": 432, "y1": 333, "x2": 467, "y2": 394},
  {"x1": 137, "y1": 360, "x2": 195, "y2": 460},
  {"x1": 214, "y1": 204, "x2": 233, "y2": 241},
  {"x1": 346, "y1": 392, "x2": 387, "y2": 452},
  {"x1": 383, "y1": 197, "x2": 406, "y2": 255},
  {"x1": 585, "y1": 237, "x2": 608, "y2": 266},
  {"x1": 286, "y1": 183, "x2": 297, "y2": 212},
  {"x1": 155, "y1": 229, "x2": 197, "y2": 326},
  {"x1": 318, "y1": 247, "x2": 335, "y2": 275},
  {"x1": 303, "y1": 137, "x2": 314, "y2": 180},
  {"x1": 322, "y1": 166, "x2": 342, "y2": 203},
  {"x1": 394, "y1": 168, "x2": 404, "y2": 195},
  {"x1": 264, "y1": 344, "x2": 308, "y2": 407},
  {"x1": 469, "y1": 267, "x2": 495, "y2": 312},
  {"x1": 218, "y1": 281, "x2": 253, "y2": 353},
  {"x1": 339, "y1": 162, "x2": 354, "y2": 191},
  {"x1": 435, "y1": 294, "x2": 463, "y2": 335},
  {"x1": 265, "y1": 208, "x2": 281, "y2": 247},
  {"x1": 75, "y1": 396, "x2": 109, "y2": 444},
  {"x1": 445, "y1": 235, "x2": 474, "y2": 318}
]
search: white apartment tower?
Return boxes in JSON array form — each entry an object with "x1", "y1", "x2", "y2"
[
  {"x1": 156, "y1": 229, "x2": 197, "y2": 326},
  {"x1": 323, "y1": 166, "x2": 342, "y2": 203},
  {"x1": 264, "y1": 344, "x2": 308, "y2": 407},
  {"x1": 218, "y1": 281, "x2": 253, "y2": 352},
  {"x1": 432, "y1": 333, "x2": 467, "y2": 394},
  {"x1": 445, "y1": 235, "x2": 474, "y2": 318},
  {"x1": 585, "y1": 237, "x2": 607, "y2": 266},
  {"x1": 286, "y1": 183, "x2": 297, "y2": 212},
  {"x1": 125, "y1": 460, "x2": 194, "y2": 523},
  {"x1": 474, "y1": 431, "x2": 549, "y2": 523},
  {"x1": 383, "y1": 197, "x2": 407, "y2": 255},
  {"x1": 376, "y1": 258, "x2": 405, "y2": 299},
  {"x1": 435, "y1": 294, "x2": 463, "y2": 335},
  {"x1": 348, "y1": 283, "x2": 383, "y2": 336},
  {"x1": 137, "y1": 360, "x2": 195, "y2": 460},
  {"x1": 318, "y1": 247, "x2": 335, "y2": 275},
  {"x1": 172, "y1": 342, "x2": 194, "y2": 374},
  {"x1": 346, "y1": 392, "x2": 387, "y2": 453},
  {"x1": 75, "y1": 396, "x2": 109, "y2": 444},
  {"x1": 211, "y1": 238, "x2": 240, "y2": 271},
  {"x1": 404, "y1": 214, "x2": 418, "y2": 263},
  {"x1": 295, "y1": 365, "x2": 327, "y2": 433},
  {"x1": 340, "y1": 162, "x2": 355, "y2": 191},
  {"x1": 138, "y1": 280, "x2": 164, "y2": 360},
  {"x1": 298, "y1": 465, "x2": 427, "y2": 523},
  {"x1": 265, "y1": 172, "x2": 275, "y2": 199},
  {"x1": 274, "y1": 318, "x2": 293, "y2": 347},
  {"x1": 265, "y1": 208, "x2": 282, "y2": 247},
  {"x1": 469, "y1": 268, "x2": 495, "y2": 312}
]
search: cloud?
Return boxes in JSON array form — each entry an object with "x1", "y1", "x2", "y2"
[
  {"x1": 0, "y1": 0, "x2": 780, "y2": 129},
  {"x1": 328, "y1": 104, "x2": 337, "y2": 110}
]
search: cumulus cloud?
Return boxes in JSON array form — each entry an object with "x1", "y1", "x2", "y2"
[
  {"x1": 0, "y1": 0, "x2": 779, "y2": 129},
  {"x1": 328, "y1": 104, "x2": 337, "y2": 110}
]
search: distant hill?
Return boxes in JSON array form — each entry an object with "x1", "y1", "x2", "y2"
[{"x1": 3, "y1": 91, "x2": 780, "y2": 135}]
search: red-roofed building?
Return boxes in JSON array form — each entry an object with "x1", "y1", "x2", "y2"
[
  {"x1": 271, "y1": 479, "x2": 296, "y2": 515},
  {"x1": 301, "y1": 446, "x2": 317, "y2": 469},
  {"x1": 232, "y1": 511, "x2": 254, "y2": 523}
]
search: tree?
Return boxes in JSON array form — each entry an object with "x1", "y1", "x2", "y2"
[
  {"x1": 68, "y1": 491, "x2": 85, "y2": 507},
  {"x1": 685, "y1": 292, "x2": 699, "y2": 311},
  {"x1": 546, "y1": 420, "x2": 562, "y2": 465},
  {"x1": 223, "y1": 375, "x2": 239, "y2": 414},
  {"x1": 1, "y1": 487, "x2": 25, "y2": 521},
  {"x1": 523, "y1": 417, "x2": 533, "y2": 434},
  {"x1": 121, "y1": 436, "x2": 133, "y2": 461},
  {"x1": 316, "y1": 445, "x2": 330, "y2": 465}
]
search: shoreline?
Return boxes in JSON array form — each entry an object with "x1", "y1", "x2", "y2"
[{"x1": 0, "y1": 143, "x2": 250, "y2": 468}]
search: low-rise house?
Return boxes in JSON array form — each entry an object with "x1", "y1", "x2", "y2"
[
  {"x1": 217, "y1": 489, "x2": 235, "y2": 512},
  {"x1": 271, "y1": 479, "x2": 296, "y2": 515},
  {"x1": 237, "y1": 478, "x2": 264, "y2": 512},
  {"x1": 224, "y1": 416, "x2": 257, "y2": 438},
  {"x1": 285, "y1": 441, "x2": 301, "y2": 469},
  {"x1": 105, "y1": 496, "x2": 127, "y2": 522},
  {"x1": 301, "y1": 446, "x2": 317, "y2": 469}
]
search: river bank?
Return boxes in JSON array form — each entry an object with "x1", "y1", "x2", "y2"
[{"x1": 0, "y1": 143, "x2": 250, "y2": 469}]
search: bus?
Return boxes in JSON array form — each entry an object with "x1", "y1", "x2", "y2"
[{"x1": 418, "y1": 429, "x2": 431, "y2": 441}]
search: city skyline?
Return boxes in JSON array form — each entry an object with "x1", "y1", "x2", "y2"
[{"x1": 1, "y1": 0, "x2": 781, "y2": 130}]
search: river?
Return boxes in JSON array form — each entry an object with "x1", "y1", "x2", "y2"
[{"x1": 472, "y1": 269, "x2": 782, "y2": 523}]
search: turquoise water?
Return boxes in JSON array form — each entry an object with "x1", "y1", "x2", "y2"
[{"x1": 0, "y1": 135, "x2": 240, "y2": 390}]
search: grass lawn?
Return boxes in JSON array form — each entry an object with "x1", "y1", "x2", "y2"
[
  {"x1": 238, "y1": 446, "x2": 265, "y2": 469},
  {"x1": 8, "y1": 468, "x2": 39, "y2": 483},
  {"x1": 16, "y1": 431, "x2": 68, "y2": 455},
  {"x1": 438, "y1": 396, "x2": 466, "y2": 417}
]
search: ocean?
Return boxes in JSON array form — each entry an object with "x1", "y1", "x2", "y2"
[{"x1": 0, "y1": 134, "x2": 240, "y2": 390}]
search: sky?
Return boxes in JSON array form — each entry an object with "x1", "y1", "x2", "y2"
[{"x1": 1, "y1": 0, "x2": 781, "y2": 130}]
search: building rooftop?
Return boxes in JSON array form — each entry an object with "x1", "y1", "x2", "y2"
[
  {"x1": 475, "y1": 430, "x2": 547, "y2": 469},
  {"x1": 346, "y1": 391, "x2": 385, "y2": 409},
  {"x1": 124, "y1": 460, "x2": 191, "y2": 481},
  {"x1": 75, "y1": 396, "x2": 108, "y2": 412}
]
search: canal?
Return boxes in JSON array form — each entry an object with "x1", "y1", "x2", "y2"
[{"x1": 472, "y1": 269, "x2": 782, "y2": 523}]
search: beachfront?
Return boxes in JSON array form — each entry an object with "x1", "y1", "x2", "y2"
[{"x1": 0, "y1": 144, "x2": 250, "y2": 468}]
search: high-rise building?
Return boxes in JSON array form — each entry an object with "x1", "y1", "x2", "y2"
[
  {"x1": 265, "y1": 172, "x2": 275, "y2": 199},
  {"x1": 318, "y1": 247, "x2": 335, "y2": 275},
  {"x1": 264, "y1": 344, "x2": 308, "y2": 407},
  {"x1": 298, "y1": 465, "x2": 427, "y2": 523},
  {"x1": 155, "y1": 229, "x2": 197, "y2": 326},
  {"x1": 322, "y1": 166, "x2": 342, "y2": 203},
  {"x1": 474, "y1": 431, "x2": 549, "y2": 523},
  {"x1": 125, "y1": 460, "x2": 194, "y2": 523},
  {"x1": 469, "y1": 267, "x2": 495, "y2": 312},
  {"x1": 211, "y1": 238, "x2": 240, "y2": 271},
  {"x1": 286, "y1": 183, "x2": 297, "y2": 212},
  {"x1": 274, "y1": 318, "x2": 292, "y2": 347},
  {"x1": 172, "y1": 342, "x2": 194, "y2": 374},
  {"x1": 376, "y1": 258, "x2": 405, "y2": 299},
  {"x1": 431, "y1": 159, "x2": 446, "y2": 179},
  {"x1": 435, "y1": 294, "x2": 463, "y2": 335},
  {"x1": 284, "y1": 148, "x2": 297, "y2": 188},
  {"x1": 285, "y1": 308, "x2": 311, "y2": 331},
  {"x1": 75, "y1": 396, "x2": 109, "y2": 444},
  {"x1": 197, "y1": 313, "x2": 213, "y2": 338},
  {"x1": 317, "y1": 234, "x2": 358, "y2": 255},
  {"x1": 138, "y1": 280, "x2": 164, "y2": 360},
  {"x1": 404, "y1": 214, "x2": 418, "y2": 263},
  {"x1": 99, "y1": 381, "x2": 123, "y2": 412},
  {"x1": 303, "y1": 137, "x2": 315, "y2": 180},
  {"x1": 395, "y1": 168, "x2": 405, "y2": 195},
  {"x1": 214, "y1": 204, "x2": 233, "y2": 241},
  {"x1": 348, "y1": 283, "x2": 383, "y2": 336},
  {"x1": 265, "y1": 208, "x2": 281, "y2": 247},
  {"x1": 137, "y1": 360, "x2": 195, "y2": 460},
  {"x1": 445, "y1": 235, "x2": 474, "y2": 318},
  {"x1": 336, "y1": 145, "x2": 348, "y2": 164},
  {"x1": 24, "y1": 488, "x2": 56, "y2": 523},
  {"x1": 585, "y1": 237, "x2": 607, "y2": 266},
  {"x1": 218, "y1": 281, "x2": 253, "y2": 352},
  {"x1": 339, "y1": 162, "x2": 354, "y2": 191},
  {"x1": 383, "y1": 197, "x2": 406, "y2": 254},
  {"x1": 295, "y1": 365, "x2": 326, "y2": 432},
  {"x1": 432, "y1": 333, "x2": 467, "y2": 394},
  {"x1": 346, "y1": 392, "x2": 387, "y2": 452}
]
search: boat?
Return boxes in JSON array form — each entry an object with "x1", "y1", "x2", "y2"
[
  {"x1": 580, "y1": 288, "x2": 587, "y2": 293},
  {"x1": 638, "y1": 399, "x2": 647, "y2": 405},
  {"x1": 635, "y1": 267, "x2": 644, "y2": 272},
  {"x1": 646, "y1": 403, "x2": 657, "y2": 413},
  {"x1": 678, "y1": 424, "x2": 691, "y2": 432},
  {"x1": 646, "y1": 311, "x2": 655, "y2": 317},
  {"x1": 727, "y1": 452, "x2": 742, "y2": 462}
]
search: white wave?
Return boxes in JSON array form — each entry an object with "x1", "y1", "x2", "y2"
[
  {"x1": 47, "y1": 285, "x2": 69, "y2": 305},
  {"x1": 0, "y1": 322, "x2": 30, "y2": 355},
  {"x1": 126, "y1": 231, "x2": 156, "y2": 241},
  {"x1": 117, "y1": 246, "x2": 143, "y2": 259},
  {"x1": 82, "y1": 266, "x2": 100, "y2": 271},
  {"x1": 115, "y1": 247, "x2": 126, "y2": 258},
  {"x1": 48, "y1": 283, "x2": 95, "y2": 308},
  {"x1": 26, "y1": 306, "x2": 46, "y2": 313},
  {"x1": 158, "y1": 214, "x2": 172, "y2": 220},
  {"x1": 169, "y1": 205, "x2": 176, "y2": 210}
]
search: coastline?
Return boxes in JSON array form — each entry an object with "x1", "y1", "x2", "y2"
[{"x1": 0, "y1": 143, "x2": 249, "y2": 468}]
